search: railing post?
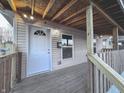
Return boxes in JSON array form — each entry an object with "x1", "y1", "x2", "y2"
[
  {"x1": 113, "y1": 27, "x2": 119, "y2": 50},
  {"x1": 16, "y1": 52, "x2": 22, "y2": 82},
  {"x1": 86, "y1": 2, "x2": 94, "y2": 93}
]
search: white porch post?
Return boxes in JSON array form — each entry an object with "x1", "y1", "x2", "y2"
[
  {"x1": 86, "y1": 3, "x2": 94, "y2": 93},
  {"x1": 86, "y1": 4, "x2": 94, "y2": 54},
  {"x1": 113, "y1": 27, "x2": 119, "y2": 50}
]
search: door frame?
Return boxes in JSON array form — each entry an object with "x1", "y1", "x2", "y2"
[{"x1": 26, "y1": 24, "x2": 53, "y2": 77}]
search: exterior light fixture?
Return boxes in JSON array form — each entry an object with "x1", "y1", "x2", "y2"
[
  {"x1": 23, "y1": 0, "x2": 35, "y2": 21},
  {"x1": 23, "y1": 14, "x2": 27, "y2": 18},
  {"x1": 30, "y1": 15, "x2": 34, "y2": 20}
]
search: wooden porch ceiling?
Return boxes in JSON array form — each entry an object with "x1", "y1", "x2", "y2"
[{"x1": 1, "y1": 0, "x2": 124, "y2": 35}]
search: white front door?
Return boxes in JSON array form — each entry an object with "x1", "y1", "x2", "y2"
[{"x1": 27, "y1": 26, "x2": 51, "y2": 76}]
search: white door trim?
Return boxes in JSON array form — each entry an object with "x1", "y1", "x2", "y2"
[{"x1": 26, "y1": 24, "x2": 53, "y2": 77}]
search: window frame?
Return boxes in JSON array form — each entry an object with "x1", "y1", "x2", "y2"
[{"x1": 61, "y1": 33, "x2": 74, "y2": 60}]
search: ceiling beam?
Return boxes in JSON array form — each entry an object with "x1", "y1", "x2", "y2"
[
  {"x1": 65, "y1": 10, "x2": 98, "y2": 26},
  {"x1": 31, "y1": 0, "x2": 35, "y2": 15},
  {"x1": 92, "y1": 2, "x2": 124, "y2": 33},
  {"x1": 7, "y1": 0, "x2": 16, "y2": 12},
  {"x1": 42, "y1": 0, "x2": 55, "y2": 19},
  {"x1": 71, "y1": 20, "x2": 84, "y2": 27},
  {"x1": 60, "y1": 7, "x2": 86, "y2": 23},
  {"x1": 66, "y1": 16, "x2": 86, "y2": 25},
  {"x1": 51, "y1": 0, "x2": 78, "y2": 21}
]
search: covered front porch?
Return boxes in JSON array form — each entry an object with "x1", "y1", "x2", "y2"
[
  {"x1": 13, "y1": 63, "x2": 89, "y2": 93},
  {"x1": 0, "y1": 0, "x2": 124, "y2": 93}
]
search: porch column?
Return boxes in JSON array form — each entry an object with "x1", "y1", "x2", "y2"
[
  {"x1": 86, "y1": 4, "x2": 94, "y2": 54},
  {"x1": 113, "y1": 27, "x2": 119, "y2": 50},
  {"x1": 86, "y1": 3, "x2": 94, "y2": 93}
]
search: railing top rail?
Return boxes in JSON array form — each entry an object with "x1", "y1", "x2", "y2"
[
  {"x1": 97, "y1": 49, "x2": 124, "y2": 54},
  {"x1": 0, "y1": 51, "x2": 17, "y2": 59},
  {"x1": 88, "y1": 54, "x2": 124, "y2": 92}
]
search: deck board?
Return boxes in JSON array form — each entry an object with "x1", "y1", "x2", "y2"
[{"x1": 13, "y1": 63, "x2": 90, "y2": 93}]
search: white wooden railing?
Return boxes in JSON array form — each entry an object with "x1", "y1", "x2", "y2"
[
  {"x1": 88, "y1": 49, "x2": 124, "y2": 93},
  {"x1": 98, "y1": 49, "x2": 124, "y2": 74},
  {"x1": 86, "y1": 3, "x2": 124, "y2": 93}
]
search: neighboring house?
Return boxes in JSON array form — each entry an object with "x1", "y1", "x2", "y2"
[{"x1": 95, "y1": 35, "x2": 113, "y2": 52}]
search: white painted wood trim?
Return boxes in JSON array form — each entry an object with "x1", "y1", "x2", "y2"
[
  {"x1": 26, "y1": 23, "x2": 29, "y2": 77},
  {"x1": 49, "y1": 28, "x2": 53, "y2": 71}
]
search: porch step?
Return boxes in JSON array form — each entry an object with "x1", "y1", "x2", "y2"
[{"x1": 107, "y1": 72, "x2": 124, "y2": 93}]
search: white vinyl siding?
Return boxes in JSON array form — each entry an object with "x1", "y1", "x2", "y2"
[{"x1": 15, "y1": 14, "x2": 87, "y2": 79}]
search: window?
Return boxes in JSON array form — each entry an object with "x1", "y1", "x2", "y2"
[{"x1": 62, "y1": 34, "x2": 73, "y2": 59}]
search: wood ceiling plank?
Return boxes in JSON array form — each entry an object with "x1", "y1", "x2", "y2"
[
  {"x1": 14, "y1": 0, "x2": 48, "y2": 16},
  {"x1": 94, "y1": 22, "x2": 111, "y2": 26},
  {"x1": 105, "y1": 4, "x2": 118, "y2": 10},
  {"x1": 112, "y1": 10, "x2": 122, "y2": 14},
  {"x1": 66, "y1": 16, "x2": 86, "y2": 25},
  {"x1": 66, "y1": 10, "x2": 98, "y2": 26},
  {"x1": 7, "y1": 0, "x2": 16, "y2": 11},
  {"x1": 59, "y1": 7, "x2": 86, "y2": 23},
  {"x1": 31, "y1": 0, "x2": 35, "y2": 15},
  {"x1": 92, "y1": 2, "x2": 124, "y2": 33},
  {"x1": 71, "y1": 20, "x2": 85, "y2": 27},
  {"x1": 42, "y1": 0, "x2": 55, "y2": 19},
  {"x1": 74, "y1": 25, "x2": 86, "y2": 31},
  {"x1": 94, "y1": 24, "x2": 113, "y2": 28},
  {"x1": 51, "y1": 0, "x2": 78, "y2": 21}
]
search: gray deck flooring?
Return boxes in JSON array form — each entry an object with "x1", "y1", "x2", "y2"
[{"x1": 13, "y1": 63, "x2": 90, "y2": 93}]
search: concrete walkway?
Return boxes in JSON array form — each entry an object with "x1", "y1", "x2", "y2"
[{"x1": 13, "y1": 63, "x2": 90, "y2": 93}]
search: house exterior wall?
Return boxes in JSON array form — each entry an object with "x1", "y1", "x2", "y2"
[{"x1": 15, "y1": 14, "x2": 87, "y2": 79}]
